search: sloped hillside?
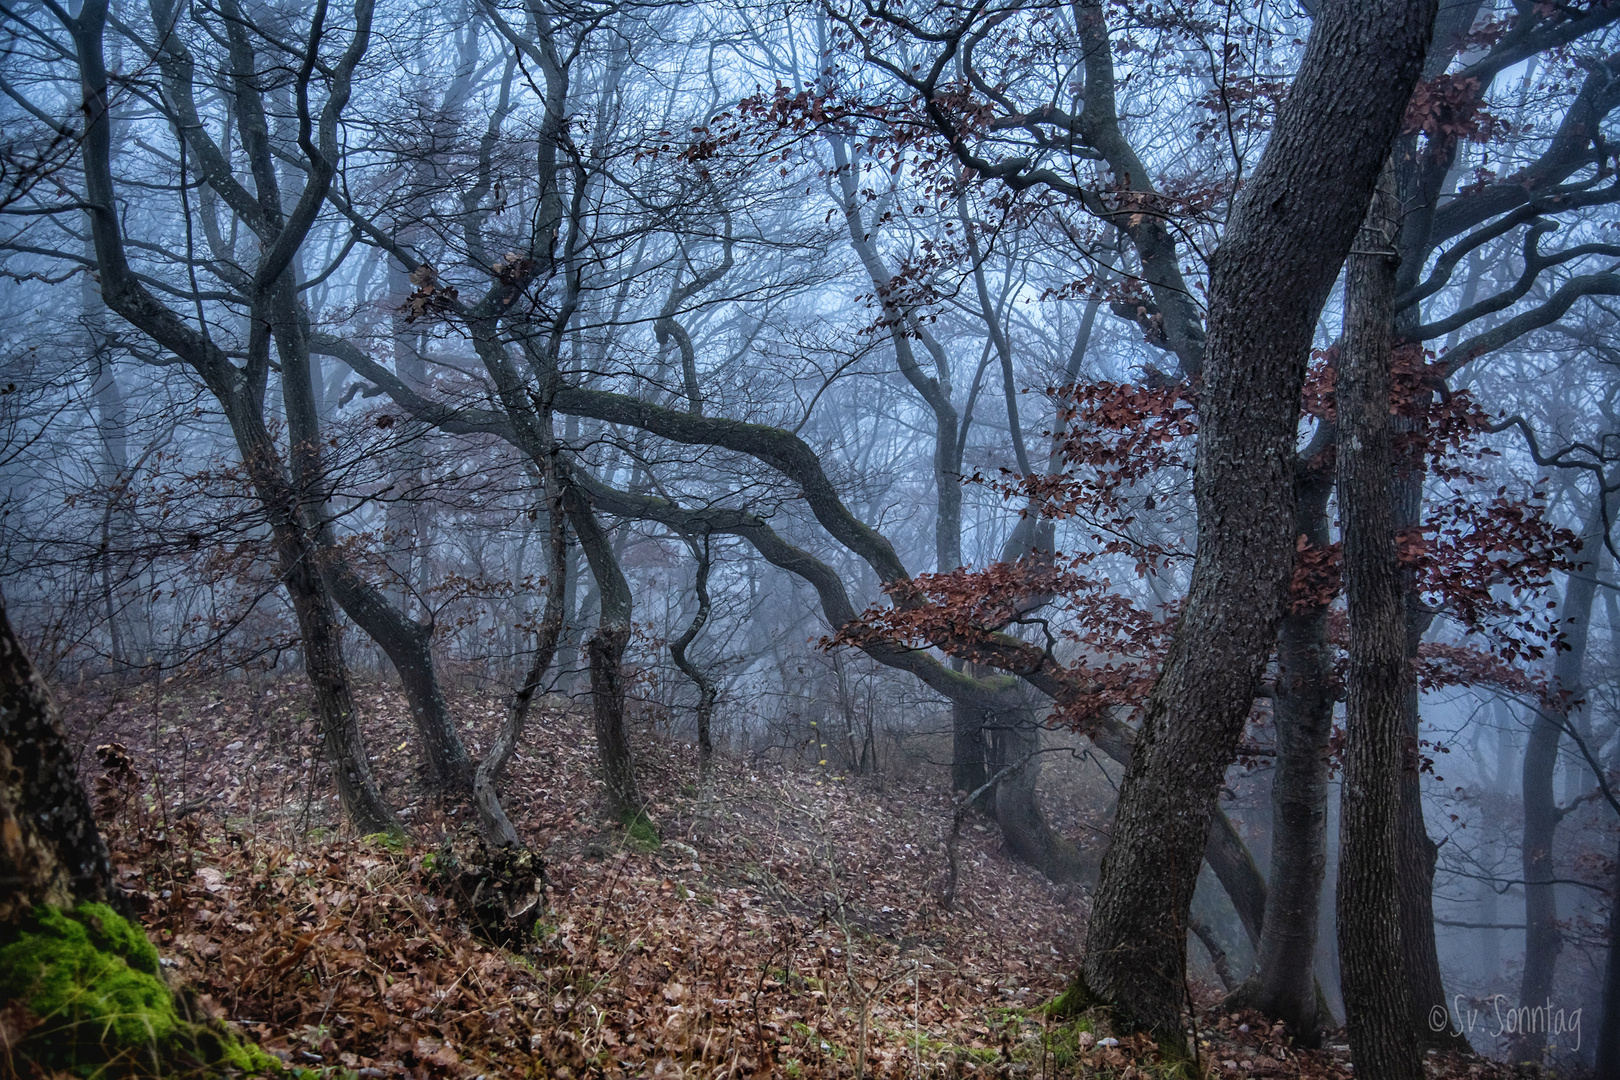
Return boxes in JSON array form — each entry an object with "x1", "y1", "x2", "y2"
[{"x1": 59, "y1": 677, "x2": 1511, "y2": 1080}]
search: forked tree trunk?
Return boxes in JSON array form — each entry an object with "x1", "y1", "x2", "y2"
[
  {"x1": 72, "y1": 0, "x2": 395, "y2": 837},
  {"x1": 0, "y1": 601, "x2": 114, "y2": 921},
  {"x1": 1077, "y1": 0, "x2": 1437, "y2": 1043},
  {"x1": 273, "y1": 278, "x2": 475, "y2": 796},
  {"x1": 319, "y1": 555, "x2": 474, "y2": 793},
  {"x1": 1335, "y1": 166, "x2": 1422, "y2": 1080},
  {"x1": 259, "y1": 506, "x2": 400, "y2": 835}
]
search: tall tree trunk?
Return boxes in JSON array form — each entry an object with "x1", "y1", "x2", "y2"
[
  {"x1": 987, "y1": 687, "x2": 1084, "y2": 882},
  {"x1": 0, "y1": 600, "x2": 114, "y2": 921},
  {"x1": 1381, "y1": 7, "x2": 1489, "y2": 1046},
  {"x1": 1077, "y1": 0, "x2": 1437, "y2": 1043},
  {"x1": 1515, "y1": 486, "x2": 1611, "y2": 1060},
  {"x1": 273, "y1": 278, "x2": 474, "y2": 795},
  {"x1": 670, "y1": 533, "x2": 720, "y2": 786},
  {"x1": 952, "y1": 694, "x2": 989, "y2": 795},
  {"x1": 1598, "y1": 838, "x2": 1620, "y2": 1076},
  {"x1": 1335, "y1": 166, "x2": 1422, "y2": 1080},
  {"x1": 561, "y1": 472, "x2": 642, "y2": 822},
  {"x1": 1233, "y1": 455, "x2": 1336, "y2": 1042},
  {"x1": 71, "y1": 0, "x2": 395, "y2": 836},
  {"x1": 1392, "y1": 599, "x2": 1459, "y2": 1048},
  {"x1": 473, "y1": 474, "x2": 567, "y2": 848}
]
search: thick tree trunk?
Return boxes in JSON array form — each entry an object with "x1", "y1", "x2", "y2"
[
  {"x1": 1335, "y1": 166, "x2": 1422, "y2": 1080},
  {"x1": 1387, "y1": 473, "x2": 1467, "y2": 1050},
  {"x1": 952, "y1": 698, "x2": 989, "y2": 795},
  {"x1": 1077, "y1": 0, "x2": 1437, "y2": 1044},
  {"x1": 1233, "y1": 457, "x2": 1335, "y2": 1042},
  {"x1": 0, "y1": 602, "x2": 114, "y2": 921},
  {"x1": 1381, "y1": 9, "x2": 1490, "y2": 1045}
]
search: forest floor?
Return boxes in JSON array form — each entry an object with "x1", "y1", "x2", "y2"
[{"x1": 56, "y1": 675, "x2": 1534, "y2": 1080}]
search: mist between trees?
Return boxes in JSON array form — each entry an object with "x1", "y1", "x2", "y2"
[{"x1": 6, "y1": 0, "x2": 1620, "y2": 1075}]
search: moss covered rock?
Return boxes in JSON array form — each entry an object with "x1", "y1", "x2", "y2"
[{"x1": 0, "y1": 902, "x2": 283, "y2": 1077}]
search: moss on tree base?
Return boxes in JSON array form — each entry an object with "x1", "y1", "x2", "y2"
[
  {"x1": 0, "y1": 902, "x2": 283, "y2": 1078},
  {"x1": 620, "y1": 809, "x2": 660, "y2": 852}
]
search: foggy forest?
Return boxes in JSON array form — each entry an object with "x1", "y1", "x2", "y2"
[{"x1": 4, "y1": 0, "x2": 1620, "y2": 1078}]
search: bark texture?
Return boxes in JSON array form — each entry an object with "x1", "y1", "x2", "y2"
[
  {"x1": 0, "y1": 602, "x2": 114, "y2": 921},
  {"x1": 1335, "y1": 169, "x2": 1421, "y2": 1080},
  {"x1": 1077, "y1": 0, "x2": 1437, "y2": 1043},
  {"x1": 1233, "y1": 453, "x2": 1336, "y2": 1042}
]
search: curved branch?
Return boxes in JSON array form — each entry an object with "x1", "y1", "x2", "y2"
[{"x1": 1439, "y1": 272, "x2": 1620, "y2": 372}]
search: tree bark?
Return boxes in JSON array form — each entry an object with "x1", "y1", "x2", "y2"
[
  {"x1": 1515, "y1": 486, "x2": 1611, "y2": 1060},
  {"x1": 1335, "y1": 165, "x2": 1422, "y2": 1080},
  {"x1": 318, "y1": 552, "x2": 473, "y2": 793},
  {"x1": 0, "y1": 601, "x2": 114, "y2": 921},
  {"x1": 1232, "y1": 453, "x2": 1336, "y2": 1042},
  {"x1": 561, "y1": 472, "x2": 642, "y2": 822},
  {"x1": 1077, "y1": 0, "x2": 1437, "y2": 1044},
  {"x1": 70, "y1": 0, "x2": 398, "y2": 836},
  {"x1": 1598, "y1": 837, "x2": 1620, "y2": 1076},
  {"x1": 670, "y1": 533, "x2": 720, "y2": 786},
  {"x1": 473, "y1": 472, "x2": 568, "y2": 849},
  {"x1": 271, "y1": 270, "x2": 475, "y2": 796},
  {"x1": 952, "y1": 695, "x2": 989, "y2": 795}
]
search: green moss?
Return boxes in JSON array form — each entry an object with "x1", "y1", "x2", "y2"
[
  {"x1": 0, "y1": 902, "x2": 284, "y2": 1077},
  {"x1": 1040, "y1": 979, "x2": 1100, "y2": 1020},
  {"x1": 620, "y1": 809, "x2": 660, "y2": 852}
]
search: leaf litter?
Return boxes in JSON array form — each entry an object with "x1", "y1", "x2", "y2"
[{"x1": 61, "y1": 677, "x2": 1526, "y2": 1079}]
